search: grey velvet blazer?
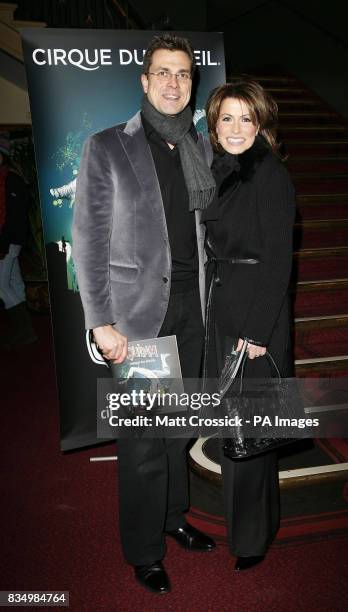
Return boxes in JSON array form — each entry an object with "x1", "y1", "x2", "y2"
[{"x1": 72, "y1": 111, "x2": 213, "y2": 341}]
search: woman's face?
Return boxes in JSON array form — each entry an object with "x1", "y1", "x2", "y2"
[{"x1": 215, "y1": 97, "x2": 259, "y2": 154}]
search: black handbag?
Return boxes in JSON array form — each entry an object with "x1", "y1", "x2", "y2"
[{"x1": 219, "y1": 339, "x2": 303, "y2": 459}]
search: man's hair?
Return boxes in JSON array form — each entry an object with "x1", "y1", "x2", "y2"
[{"x1": 142, "y1": 33, "x2": 196, "y2": 75}]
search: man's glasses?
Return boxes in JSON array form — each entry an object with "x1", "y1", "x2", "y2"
[{"x1": 147, "y1": 70, "x2": 191, "y2": 82}]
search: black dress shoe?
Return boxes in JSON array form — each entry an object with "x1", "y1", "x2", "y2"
[
  {"x1": 166, "y1": 523, "x2": 216, "y2": 551},
  {"x1": 134, "y1": 561, "x2": 170, "y2": 594},
  {"x1": 235, "y1": 555, "x2": 265, "y2": 571}
]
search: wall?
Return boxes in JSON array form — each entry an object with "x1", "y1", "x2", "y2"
[
  {"x1": 0, "y1": 75, "x2": 31, "y2": 124},
  {"x1": 209, "y1": 0, "x2": 348, "y2": 117},
  {"x1": 130, "y1": 0, "x2": 207, "y2": 31}
]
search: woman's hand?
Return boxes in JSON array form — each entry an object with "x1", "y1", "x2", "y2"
[{"x1": 236, "y1": 338, "x2": 266, "y2": 360}]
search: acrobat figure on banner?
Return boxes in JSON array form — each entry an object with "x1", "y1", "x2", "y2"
[{"x1": 56, "y1": 237, "x2": 78, "y2": 292}]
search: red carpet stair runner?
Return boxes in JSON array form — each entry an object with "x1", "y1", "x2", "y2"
[{"x1": 269, "y1": 75, "x2": 348, "y2": 377}]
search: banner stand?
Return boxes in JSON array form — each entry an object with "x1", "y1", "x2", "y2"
[
  {"x1": 21, "y1": 28, "x2": 226, "y2": 451},
  {"x1": 89, "y1": 456, "x2": 118, "y2": 462}
]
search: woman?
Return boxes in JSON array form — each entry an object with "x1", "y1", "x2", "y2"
[{"x1": 202, "y1": 80, "x2": 296, "y2": 570}]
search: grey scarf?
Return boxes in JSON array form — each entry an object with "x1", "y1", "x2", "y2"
[{"x1": 141, "y1": 96, "x2": 215, "y2": 211}]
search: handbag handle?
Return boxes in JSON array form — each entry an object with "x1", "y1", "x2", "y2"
[
  {"x1": 219, "y1": 339, "x2": 248, "y2": 398},
  {"x1": 238, "y1": 348, "x2": 281, "y2": 394}
]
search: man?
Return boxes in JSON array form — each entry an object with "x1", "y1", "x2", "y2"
[{"x1": 72, "y1": 34, "x2": 215, "y2": 594}]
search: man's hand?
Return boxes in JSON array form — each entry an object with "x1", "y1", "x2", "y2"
[
  {"x1": 93, "y1": 325, "x2": 128, "y2": 364},
  {"x1": 237, "y1": 338, "x2": 266, "y2": 360}
]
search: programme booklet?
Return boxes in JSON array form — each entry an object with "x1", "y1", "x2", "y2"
[{"x1": 108, "y1": 335, "x2": 184, "y2": 413}]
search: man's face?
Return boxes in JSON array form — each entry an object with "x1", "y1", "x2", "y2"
[{"x1": 141, "y1": 49, "x2": 192, "y2": 115}]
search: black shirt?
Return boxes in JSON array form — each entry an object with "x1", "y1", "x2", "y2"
[{"x1": 141, "y1": 114, "x2": 198, "y2": 292}]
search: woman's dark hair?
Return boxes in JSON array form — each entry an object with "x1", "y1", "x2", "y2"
[
  {"x1": 142, "y1": 33, "x2": 195, "y2": 76},
  {"x1": 206, "y1": 78, "x2": 281, "y2": 156}
]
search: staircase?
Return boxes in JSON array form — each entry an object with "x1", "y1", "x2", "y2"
[
  {"x1": 0, "y1": 2, "x2": 46, "y2": 126},
  {"x1": 258, "y1": 75, "x2": 348, "y2": 378},
  {"x1": 0, "y1": 2, "x2": 46, "y2": 61}
]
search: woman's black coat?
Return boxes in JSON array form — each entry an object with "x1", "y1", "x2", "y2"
[{"x1": 202, "y1": 135, "x2": 296, "y2": 378}]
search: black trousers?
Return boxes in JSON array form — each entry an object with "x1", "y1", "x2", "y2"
[
  {"x1": 210, "y1": 319, "x2": 280, "y2": 557},
  {"x1": 116, "y1": 287, "x2": 204, "y2": 565},
  {"x1": 220, "y1": 450, "x2": 280, "y2": 556}
]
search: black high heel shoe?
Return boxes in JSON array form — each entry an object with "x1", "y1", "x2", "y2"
[{"x1": 234, "y1": 555, "x2": 265, "y2": 571}]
